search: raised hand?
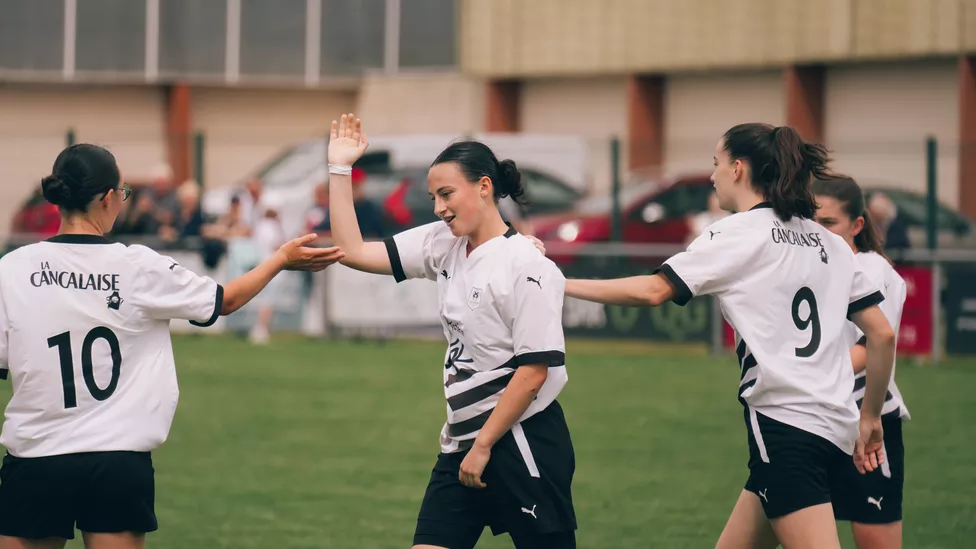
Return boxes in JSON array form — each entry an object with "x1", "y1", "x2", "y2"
[
  {"x1": 328, "y1": 113, "x2": 369, "y2": 167},
  {"x1": 275, "y1": 234, "x2": 345, "y2": 272}
]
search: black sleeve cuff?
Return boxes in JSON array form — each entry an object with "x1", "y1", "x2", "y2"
[
  {"x1": 0, "y1": 368, "x2": 7, "y2": 381},
  {"x1": 855, "y1": 335, "x2": 867, "y2": 347},
  {"x1": 384, "y1": 237, "x2": 407, "y2": 283},
  {"x1": 515, "y1": 350, "x2": 566, "y2": 367},
  {"x1": 190, "y1": 284, "x2": 224, "y2": 327},
  {"x1": 653, "y1": 264, "x2": 694, "y2": 306},
  {"x1": 847, "y1": 290, "x2": 884, "y2": 320}
]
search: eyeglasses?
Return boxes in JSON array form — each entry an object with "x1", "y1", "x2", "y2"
[{"x1": 119, "y1": 183, "x2": 132, "y2": 201}]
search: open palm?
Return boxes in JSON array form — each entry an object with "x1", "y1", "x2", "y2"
[{"x1": 328, "y1": 113, "x2": 369, "y2": 166}]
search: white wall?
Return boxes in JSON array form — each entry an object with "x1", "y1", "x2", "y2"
[
  {"x1": 192, "y1": 87, "x2": 356, "y2": 189},
  {"x1": 0, "y1": 83, "x2": 167, "y2": 235},
  {"x1": 666, "y1": 70, "x2": 786, "y2": 179},
  {"x1": 520, "y1": 77, "x2": 628, "y2": 193},
  {"x1": 825, "y1": 60, "x2": 959, "y2": 206}
]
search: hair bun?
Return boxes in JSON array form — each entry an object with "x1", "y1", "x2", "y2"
[
  {"x1": 497, "y1": 159, "x2": 524, "y2": 200},
  {"x1": 41, "y1": 174, "x2": 74, "y2": 207}
]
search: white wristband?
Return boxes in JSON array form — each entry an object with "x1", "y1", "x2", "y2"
[{"x1": 329, "y1": 164, "x2": 353, "y2": 176}]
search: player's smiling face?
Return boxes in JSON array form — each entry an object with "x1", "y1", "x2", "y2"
[
  {"x1": 815, "y1": 194, "x2": 862, "y2": 251},
  {"x1": 428, "y1": 162, "x2": 490, "y2": 237}
]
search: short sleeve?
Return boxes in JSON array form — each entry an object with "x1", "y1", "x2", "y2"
[
  {"x1": 847, "y1": 263, "x2": 884, "y2": 320},
  {"x1": 511, "y1": 256, "x2": 566, "y2": 367},
  {"x1": 383, "y1": 221, "x2": 455, "y2": 283},
  {"x1": 654, "y1": 223, "x2": 759, "y2": 306},
  {"x1": 129, "y1": 246, "x2": 223, "y2": 327}
]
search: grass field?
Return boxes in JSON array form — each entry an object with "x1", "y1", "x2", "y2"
[{"x1": 2, "y1": 334, "x2": 974, "y2": 548}]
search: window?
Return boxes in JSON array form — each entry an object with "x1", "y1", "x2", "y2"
[
  {"x1": 398, "y1": 0, "x2": 456, "y2": 68},
  {"x1": 159, "y1": 0, "x2": 227, "y2": 76},
  {"x1": 320, "y1": 0, "x2": 384, "y2": 75},
  {"x1": 75, "y1": 0, "x2": 146, "y2": 73},
  {"x1": 239, "y1": 0, "x2": 305, "y2": 78},
  {"x1": 0, "y1": 0, "x2": 64, "y2": 71}
]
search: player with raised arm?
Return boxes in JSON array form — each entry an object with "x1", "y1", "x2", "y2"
[
  {"x1": 561, "y1": 124, "x2": 897, "y2": 549},
  {"x1": 813, "y1": 177, "x2": 910, "y2": 549},
  {"x1": 0, "y1": 144, "x2": 344, "y2": 549},
  {"x1": 328, "y1": 114, "x2": 577, "y2": 549}
]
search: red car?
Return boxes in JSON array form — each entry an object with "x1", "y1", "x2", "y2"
[{"x1": 531, "y1": 174, "x2": 715, "y2": 265}]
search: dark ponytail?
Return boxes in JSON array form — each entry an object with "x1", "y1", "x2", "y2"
[
  {"x1": 41, "y1": 144, "x2": 121, "y2": 213},
  {"x1": 811, "y1": 177, "x2": 889, "y2": 260},
  {"x1": 432, "y1": 141, "x2": 529, "y2": 206},
  {"x1": 723, "y1": 123, "x2": 840, "y2": 222}
]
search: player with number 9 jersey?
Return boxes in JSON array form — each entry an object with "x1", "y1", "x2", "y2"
[
  {"x1": 563, "y1": 124, "x2": 897, "y2": 549},
  {"x1": 0, "y1": 144, "x2": 344, "y2": 548}
]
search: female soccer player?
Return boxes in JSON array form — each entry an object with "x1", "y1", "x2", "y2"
[
  {"x1": 327, "y1": 114, "x2": 577, "y2": 549},
  {"x1": 562, "y1": 124, "x2": 897, "y2": 549},
  {"x1": 0, "y1": 144, "x2": 344, "y2": 549},
  {"x1": 813, "y1": 177, "x2": 909, "y2": 549}
]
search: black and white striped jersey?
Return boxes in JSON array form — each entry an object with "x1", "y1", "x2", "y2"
[
  {"x1": 655, "y1": 203, "x2": 884, "y2": 455},
  {"x1": 846, "y1": 251, "x2": 910, "y2": 420},
  {"x1": 385, "y1": 222, "x2": 568, "y2": 453}
]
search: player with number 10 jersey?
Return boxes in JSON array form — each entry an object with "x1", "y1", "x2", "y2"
[{"x1": 0, "y1": 144, "x2": 343, "y2": 547}]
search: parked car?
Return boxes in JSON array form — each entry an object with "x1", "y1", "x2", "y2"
[
  {"x1": 532, "y1": 174, "x2": 715, "y2": 265},
  {"x1": 862, "y1": 186, "x2": 975, "y2": 249},
  {"x1": 202, "y1": 135, "x2": 587, "y2": 238}
]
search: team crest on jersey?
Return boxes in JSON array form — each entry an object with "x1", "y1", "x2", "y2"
[
  {"x1": 819, "y1": 246, "x2": 829, "y2": 264},
  {"x1": 467, "y1": 287, "x2": 483, "y2": 310},
  {"x1": 106, "y1": 290, "x2": 123, "y2": 310}
]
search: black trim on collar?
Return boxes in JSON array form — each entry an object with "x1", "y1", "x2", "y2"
[
  {"x1": 503, "y1": 224, "x2": 517, "y2": 238},
  {"x1": 749, "y1": 202, "x2": 773, "y2": 211},
  {"x1": 45, "y1": 234, "x2": 111, "y2": 244}
]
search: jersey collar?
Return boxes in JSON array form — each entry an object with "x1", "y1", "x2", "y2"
[
  {"x1": 45, "y1": 234, "x2": 112, "y2": 244},
  {"x1": 503, "y1": 224, "x2": 517, "y2": 238},
  {"x1": 749, "y1": 202, "x2": 773, "y2": 211}
]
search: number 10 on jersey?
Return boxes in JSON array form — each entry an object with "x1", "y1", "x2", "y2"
[{"x1": 47, "y1": 327, "x2": 122, "y2": 409}]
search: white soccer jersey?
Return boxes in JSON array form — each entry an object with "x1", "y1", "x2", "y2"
[
  {"x1": 0, "y1": 234, "x2": 222, "y2": 458},
  {"x1": 385, "y1": 222, "x2": 568, "y2": 453},
  {"x1": 845, "y1": 251, "x2": 910, "y2": 420},
  {"x1": 657, "y1": 203, "x2": 884, "y2": 454}
]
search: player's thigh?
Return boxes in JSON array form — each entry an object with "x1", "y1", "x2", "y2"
[
  {"x1": 81, "y1": 532, "x2": 145, "y2": 549},
  {"x1": 75, "y1": 452, "x2": 157, "y2": 537},
  {"x1": 413, "y1": 453, "x2": 484, "y2": 549},
  {"x1": 509, "y1": 529, "x2": 576, "y2": 549},
  {"x1": 0, "y1": 537, "x2": 67, "y2": 549},
  {"x1": 0, "y1": 454, "x2": 77, "y2": 541},
  {"x1": 714, "y1": 490, "x2": 778, "y2": 549},
  {"x1": 850, "y1": 522, "x2": 902, "y2": 549},
  {"x1": 769, "y1": 503, "x2": 840, "y2": 549}
]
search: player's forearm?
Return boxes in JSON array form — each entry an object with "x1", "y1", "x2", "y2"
[
  {"x1": 861, "y1": 329, "x2": 895, "y2": 418},
  {"x1": 221, "y1": 253, "x2": 285, "y2": 315},
  {"x1": 327, "y1": 173, "x2": 367, "y2": 261},
  {"x1": 565, "y1": 275, "x2": 672, "y2": 307},
  {"x1": 473, "y1": 365, "x2": 548, "y2": 450}
]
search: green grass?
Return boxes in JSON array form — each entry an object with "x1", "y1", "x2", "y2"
[{"x1": 2, "y1": 335, "x2": 974, "y2": 548}]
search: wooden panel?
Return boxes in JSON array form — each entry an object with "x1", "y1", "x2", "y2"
[{"x1": 460, "y1": 0, "x2": 970, "y2": 77}]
